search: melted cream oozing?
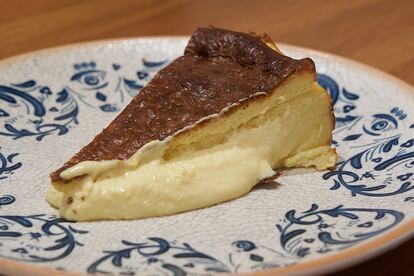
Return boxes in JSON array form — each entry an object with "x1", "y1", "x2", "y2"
[{"x1": 48, "y1": 86, "x2": 337, "y2": 221}]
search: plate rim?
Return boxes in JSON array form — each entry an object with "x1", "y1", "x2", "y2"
[{"x1": 0, "y1": 36, "x2": 413, "y2": 276}]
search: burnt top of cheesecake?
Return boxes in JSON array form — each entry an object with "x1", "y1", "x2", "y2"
[{"x1": 51, "y1": 27, "x2": 315, "y2": 181}]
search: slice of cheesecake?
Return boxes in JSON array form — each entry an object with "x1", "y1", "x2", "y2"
[{"x1": 47, "y1": 27, "x2": 337, "y2": 221}]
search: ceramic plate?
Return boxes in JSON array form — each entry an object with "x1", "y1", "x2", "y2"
[{"x1": 0, "y1": 37, "x2": 413, "y2": 276}]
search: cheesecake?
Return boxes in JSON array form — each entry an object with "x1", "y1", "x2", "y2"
[{"x1": 47, "y1": 27, "x2": 337, "y2": 221}]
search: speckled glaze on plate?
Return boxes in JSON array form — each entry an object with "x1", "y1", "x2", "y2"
[{"x1": 0, "y1": 37, "x2": 413, "y2": 276}]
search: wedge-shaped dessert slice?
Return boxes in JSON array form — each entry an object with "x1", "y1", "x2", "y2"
[{"x1": 47, "y1": 27, "x2": 337, "y2": 221}]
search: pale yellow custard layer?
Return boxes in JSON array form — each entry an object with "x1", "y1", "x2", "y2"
[{"x1": 48, "y1": 77, "x2": 337, "y2": 221}]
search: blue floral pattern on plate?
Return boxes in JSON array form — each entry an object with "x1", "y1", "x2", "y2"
[
  {"x1": 318, "y1": 74, "x2": 414, "y2": 197},
  {"x1": 0, "y1": 195, "x2": 15, "y2": 207},
  {"x1": 0, "y1": 148, "x2": 21, "y2": 180},
  {"x1": 0, "y1": 59, "x2": 167, "y2": 140},
  {"x1": 87, "y1": 238, "x2": 231, "y2": 275},
  {"x1": 0, "y1": 213, "x2": 88, "y2": 262},
  {"x1": 86, "y1": 204, "x2": 403, "y2": 275}
]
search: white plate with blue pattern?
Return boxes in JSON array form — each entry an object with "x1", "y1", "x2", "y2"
[{"x1": 0, "y1": 37, "x2": 413, "y2": 276}]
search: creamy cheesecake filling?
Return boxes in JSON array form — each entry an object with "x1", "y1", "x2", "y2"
[{"x1": 47, "y1": 78, "x2": 337, "y2": 221}]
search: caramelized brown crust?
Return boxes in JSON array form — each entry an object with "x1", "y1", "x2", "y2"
[{"x1": 51, "y1": 27, "x2": 315, "y2": 181}]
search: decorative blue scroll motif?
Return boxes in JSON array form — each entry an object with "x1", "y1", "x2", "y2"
[
  {"x1": 87, "y1": 204, "x2": 403, "y2": 275},
  {"x1": 0, "y1": 214, "x2": 88, "y2": 262},
  {"x1": 275, "y1": 204, "x2": 404, "y2": 259},
  {"x1": 228, "y1": 205, "x2": 404, "y2": 272},
  {"x1": 87, "y1": 238, "x2": 231, "y2": 275},
  {"x1": 317, "y1": 74, "x2": 414, "y2": 197},
  {"x1": 0, "y1": 81, "x2": 78, "y2": 140},
  {"x1": 0, "y1": 59, "x2": 168, "y2": 140},
  {"x1": 317, "y1": 73, "x2": 361, "y2": 146},
  {"x1": 323, "y1": 108, "x2": 414, "y2": 197},
  {"x1": 0, "y1": 148, "x2": 22, "y2": 180},
  {"x1": 66, "y1": 59, "x2": 167, "y2": 113},
  {"x1": 228, "y1": 240, "x2": 295, "y2": 272},
  {"x1": 0, "y1": 195, "x2": 15, "y2": 207}
]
